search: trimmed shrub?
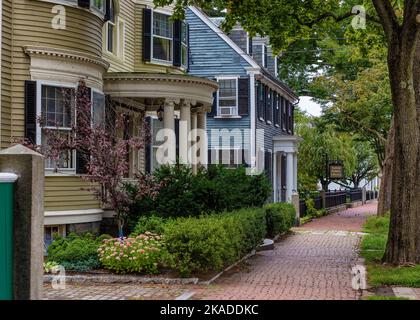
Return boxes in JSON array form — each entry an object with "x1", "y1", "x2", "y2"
[
  {"x1": 131, "y1": 216, "x2": 169, "y2": 236},
  {"x1": 47, "y1": 233, "x2": 111, "y2": 272},
  {"x1": 163, "y1": 208, "x2": 266, "y2": 277},
  {"x1": 126, "y1": 165, "x2": 271, "y2": 231},
  {"x1": 98, "y1": 233, "x2": 168, "y2": 274},
  {"x1": 264, "y1": 203, "x2": 296, "y2": 238}
]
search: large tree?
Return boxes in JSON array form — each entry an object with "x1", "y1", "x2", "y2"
[{"x1": 157, "y1": 0, "x2": 420, "y2": 264}]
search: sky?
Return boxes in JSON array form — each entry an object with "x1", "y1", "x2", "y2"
[{"x1": 298, "y1": 96, "x2": 322, "y2": 117}]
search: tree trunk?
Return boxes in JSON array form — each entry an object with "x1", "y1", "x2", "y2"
[
  {"x1": 383, "y1": 26, "x2": 420, "y2": 265},
  {"x1": 377, "y1": 118, "x2": 394, "y2": 216}
]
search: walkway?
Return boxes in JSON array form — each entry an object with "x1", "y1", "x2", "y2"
[{"x1": 192, "y1": 202, "x2": 377, "y2": 300}]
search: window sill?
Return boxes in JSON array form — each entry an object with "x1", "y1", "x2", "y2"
[
  {"x1": 214, "y1": 115, "x2": 242, "y2": 119},
  {"x1": 45, "y1": 171, "x2": 77, "y2": 177},
  {"x1": 149, "y1": 59, "x2": 174, "y2": 67}
]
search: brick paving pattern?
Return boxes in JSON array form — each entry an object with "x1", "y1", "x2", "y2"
[
  {"x1": 43, "y1": 283, "x2": 188, "y2": 300},
  {"x1": 44, "y1": 202, "x2": 379, "y2": 300},
  {"x1": 193, "y1": 202, "x2": 378, "y2": 300}
]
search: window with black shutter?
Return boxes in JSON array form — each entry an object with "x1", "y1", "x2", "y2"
[
  {"x1": 78, "y1": 0, "x2": 91, "y2": 9},
  {"x1": 238, "y1": 78, "x2": 249, "y2": 116},
  {"x1": 273, "y1": 92, "x2": 279, "y2": 126},
  {"x1": 76, "y1": 87, "x2": 92, "y2": 174},
  {"x1": 257, "y1": 81, "x2": 264, "y2": 120},
  {"x1": 282, "y1": 98, "x2": 287, "y2": 132},
  {"x1": 173, "y1": 20, "x2": 182, "y2": 67}
]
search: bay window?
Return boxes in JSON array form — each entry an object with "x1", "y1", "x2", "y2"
[
  {"x1": 152, "y1": 12, "x2": 173, "y2": 62},
  {"x1": 217, "y1": 78, "x2": 238, "y2": 116}
]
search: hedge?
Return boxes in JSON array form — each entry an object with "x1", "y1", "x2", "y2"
[
  {"x1": 163, "y1": 208, "x2": 266, "y2": 277},
  {"x1": 264, "y1": 203, "x2": 296, "y2": 238}
]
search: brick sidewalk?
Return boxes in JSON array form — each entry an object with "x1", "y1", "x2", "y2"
[
  {"x1": 44, "y1": 202, "x2": 378, "y2": 300},
  {"x1": 192, "y1": 202, "x2": 378, "y2": 300}
]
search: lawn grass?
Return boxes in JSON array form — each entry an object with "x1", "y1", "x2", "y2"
[{"x1": 361, "y1": 214, "x2": 420, "y2": 288}]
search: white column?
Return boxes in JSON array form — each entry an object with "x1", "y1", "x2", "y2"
[
  {"x1": 179, "y1": 102, "x2": 191, "y2": 165},
  {"x1": 197, "y1": 110, "x2": 208, "y2": 168},
  {"x1": 273, "y1": 152, "x2": 278, "y2": 202},
  {"x1": 163, "y1": 100, "x2": 175, "y2": 164},
  {"x1": 286, "y1": 152, "x2": 294, "y2": 203},
  {"x1": 190, "y1": 111, "x2": 198, "y2": 172},
  {"x1": 293, "y1": 152, "x2": 298, "y2": 192}
]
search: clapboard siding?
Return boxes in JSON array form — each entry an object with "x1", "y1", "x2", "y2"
[
  {"x1": 44, "y1": 176, "x2": 100, "y2": 211},
  {"x1": 1, "y1": 0, "x2": 13, "y2": 148},
  {"x1": 186, "y1": 8, "x2": 251, "y2": 78},
  {"x1": 10, "y1": 0, "x2": 103, "y2": 139},
  {"x1": 187, "y1": 8, "x2": 251, "y2": 150}
]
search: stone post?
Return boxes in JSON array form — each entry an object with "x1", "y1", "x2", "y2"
[
  {"x1": 291, "y1": 193, "x2": 300, "y2": 226},
  {"x1": 0, "y1": 144, "x2": 44, "y2": 300},
  {"x1": 320, "y1": 190, "x2": 326, "y2": 210},
  {"x1": 362, "y1": 187, "x2": 367, "y2": 204}
]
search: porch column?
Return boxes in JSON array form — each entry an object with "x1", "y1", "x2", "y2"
[
  {"x1": 273, "y1": 152, "x2": 278, "y2": 202},
  {"x1": 190, "y1": 111, "x2": 198, "y2": 172},
  {"x1": 286, "y1": 152, "x2": 294, "y2": 203},
  {"x1": 197, "y1": 110, "x2": 208, "y2": 168},
  {"x1": 179, "y1": 101, "x2": 191, "y2": 165},
  {"x1": 163, "y1": 100, "x2": 176, "y2": 164},
  {"x1": 293, "y1": 152, "x2": 298, "y2": 192}
]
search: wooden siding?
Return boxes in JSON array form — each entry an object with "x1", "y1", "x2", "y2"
[
  {"x1": 1, "y1": 0, "x2": 12, "y2": 148},
  {"x1": 11, "y1": 0, "x2": 103, "y2": 139},
  {"x1": 44, "y1": 175, "x2": 100, "y2": 211},
  {"x1": 186, "y1": 8, "x2": 251, "y2": 78},
  {"x1": 187, "y1": 8, "x2": 252, "y2": 151},
  {"x1": 104, "y1": 1, "x2": 182, "y2": 74}
]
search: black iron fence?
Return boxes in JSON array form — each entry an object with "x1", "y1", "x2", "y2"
[
  {"x1": 325, "y1": 190, "x2": 347, "y2": 208},
  {"x1": 349, "y1": 188, "x2": 363, "y2": 202},
  {"x1": 299, "y1": 188, "x2": 378, "y2": 217}
]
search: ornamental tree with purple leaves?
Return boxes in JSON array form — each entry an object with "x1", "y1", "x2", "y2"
[{"x1": 36, "y1": 80, "x2": 163, "y2": 237}]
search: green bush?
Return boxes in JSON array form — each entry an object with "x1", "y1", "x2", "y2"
[
  {"x1": 126, "y1": 165, "x2": 271, "y2": 230},
  {"x1": 264, "y1": 203, "x2": 296, "y2": 238},
  {"x1": 47, "y1": 233, "x2": 111, "y2": 272},
  {"x1": 98, "y1": 233, "x2": 168, "y2": 274},
  {"x1": 164, "y1": 208, "x2": 267, "y2": 277},
  {"x1": 131, "y1": 216, "x2": 169, "y2": 236}
]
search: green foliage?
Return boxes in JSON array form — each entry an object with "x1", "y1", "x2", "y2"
[
  {"x1": 98, "y1": 233, "x2": 168, "y2": 274},
  {"x1": 362, "y1": 296, "x2": 410, "y2": 301},
  {"x1": 163, "y1": 208, "x2": 267, "y2": 277},
  {"x1": 361, "y1": 214, "x2": 420, "y2": 288},
  {"x1": 132, "y1": 216, "x2": 169, "y2": 236},
  {"x1": 127, "y1": 165, "x2": 271, "y2": 231},
  {"x1": 47, "y1": 233, "x2": 111, "y2": 272},
  {"x1": 43, "y1": 261, "x2": 60, "y2": 273},
  {"x1": 264, "y1": 203, "x2": 296, "y2": 238}
]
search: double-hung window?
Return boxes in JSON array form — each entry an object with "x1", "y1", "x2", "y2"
[
  {"x1": 92, "y1": 0, "x2": 105, "y2": 13},
  {"x1": 217, "y1": 78, "x2": 238, "y2": 116},
  {"x1": 41, "y1": 85, "x2": 76, "y2": 171},
  {"x1": 152, "y1": 12, "x2": 173, "y2": 62},
  {"x1": 92, "y1": 90, "x2": 105, "y2": 126}
]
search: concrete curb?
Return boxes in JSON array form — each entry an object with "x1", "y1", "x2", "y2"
[{"x1": 43, "y1": 274, "x2": 199, "y2": 285}]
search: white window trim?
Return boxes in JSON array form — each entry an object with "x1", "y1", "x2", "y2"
[
  {"x1": 181, "y1": 21, "x2": 188, "y2": 68},
  {"x1": 105, "y1": 19, "x2": 116, "y2": 54},
  {"x1": 37, "y1": 81, "x2": 77, "y2": 173},
  {"x1": 274, "y1": 55, "x2": 279, "y2": 77},
  {"x1": 117, "y1": 16, "x2": 126, "y2": 59},
  {"x1": 216, "y1": 76, "x2": 239, "y2": 117},
  {"x1": 262, "y1": 44, "x2": 268, "y2": 68},
  {"x1": 151, "y1": 10, "x2": 174, "y2": 65}
]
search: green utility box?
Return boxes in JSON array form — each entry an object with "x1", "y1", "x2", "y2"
[{"x1": 0, "y1": 173, "x2": 18, "y2": 300}]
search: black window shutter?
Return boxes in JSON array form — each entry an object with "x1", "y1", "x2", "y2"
[
  {"x1": 175, "y1": 118, "x2": 180, "y2": 160},
  {"x1": 24, "y1": 81, "x2": 37, "y2": 144},
  {"x1": 238, "y1": 78, "x2": 249, "y2": 116},
  {"x1": 143, "y1": 8, "x2": 152, "y2": 62},
  {"x1": 248, "y1": 37, "x2": 253, "y2": 55},
  {"x1": 286, "y1": 101, "x2": 291, "y2": 133},
  {"x1": 76, "y1": 87, "x2": 91, "y2": 174},
  {"x1": 145, "y1": 116, "x2": 152, "y2": 173},
  {"x1": 78, "y1": 0, "x2": 90, "y2": 9},
  {"x1": 104, "y1": 0, "x2": 111, "y2": 22},
  {"x1": 173, "y1": 20, "x2": 182, "y2": 67},
  {"x1": 209, "y1": 91, "x2": 217, "y2": 117},
  {"x1": 187, "y1": 23, "x2": 190, "y2": 71},
  {"x1": 291, "y1": 104, "x2": 295, "y2": 135}
]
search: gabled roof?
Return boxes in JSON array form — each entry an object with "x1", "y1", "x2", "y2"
[
  {"x1": 188, "y1": 6, "x2": 259, "y2": 69},
  {"x1": 188, "y1": 6, "x2": 298, "y2": 102}
]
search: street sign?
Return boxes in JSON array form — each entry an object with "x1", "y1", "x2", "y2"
[{"x1": 329, "y1": 161, "x2": 344, "y2": 180}]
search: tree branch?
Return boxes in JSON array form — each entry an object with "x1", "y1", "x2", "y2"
[{"x1": 372, "y1": 0, "x2": 401, "y2": 42}]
